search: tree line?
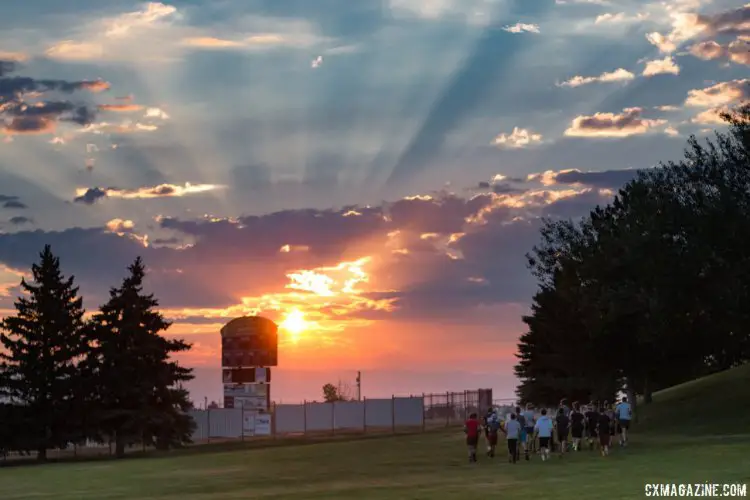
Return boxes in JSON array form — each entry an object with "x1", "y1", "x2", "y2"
[
  {"x1": 515, "y1": 104, "x2": 750, "y2": 415},
  {"x1": 0, "y1": 246, "x2": 194, "y2": 460}
]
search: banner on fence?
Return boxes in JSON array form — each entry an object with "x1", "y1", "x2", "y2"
[{"x1": 243, "y1": 411, "x2": 272, "y2": 436}]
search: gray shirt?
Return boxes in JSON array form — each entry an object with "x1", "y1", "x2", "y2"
[{"x1": 505, "y1": 419, "x2": 522, "y2": 440}]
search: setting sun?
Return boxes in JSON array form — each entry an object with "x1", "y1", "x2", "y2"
[{"x1": 280, "y1": 309, "x2": 308, "y2": 341}]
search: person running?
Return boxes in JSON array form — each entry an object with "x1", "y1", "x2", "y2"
[
  {"x1": 615, "y1": 397, "x2": 632, "y2": 447},
  {"x1": 597, "y1": 405, "x2": 612, "y2": 456},
  {"x1": 605, "y1": 402, "x2": 616, "y2": 444},
  {"x1": 484, "y1": 408, "x2": 500, "y2": 457},
  {"x1": 570, "y1": 402, "x2": 585, "y2": 451},
  {"x1": 514, "y1": 406, "x2": 529, "y2": 461},
  {"x1": 555, "y1": 407, "x2": 570, "y2": 458},
  {"x1": 504, "y1": 412, "x2": 522, "y2": 463},
  {"x1": 534, "y1": 408, "x2": 554, "y2": 461},
  {"x1": 464, "y1": 412, "x2": 480, "y2": 463},
  {"x1": 522, "y1": 403, "x2": 536, "y2": 453},
  {"x1": 584, "y1": 403, "x2": 599, "y2": 451}
]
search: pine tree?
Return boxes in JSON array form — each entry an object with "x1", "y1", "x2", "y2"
[
  {"x1": 88, "y1": 257, "x2": 194, "y2": 457},
  {"x1": 0, "y1": 245, "x2": 89, "y2": 460}
]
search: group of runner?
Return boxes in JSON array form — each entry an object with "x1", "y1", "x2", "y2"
[{"x1": 463, "y1": 397, "x2": 633, "y2": 463}]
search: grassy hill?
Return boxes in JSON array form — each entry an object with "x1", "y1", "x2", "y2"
[{"x1": 638, "y1": 363, "x2": 750, "y2": 435}]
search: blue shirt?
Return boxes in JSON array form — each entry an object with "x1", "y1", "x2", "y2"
[
  {"x1": 505, "y1": 419, "x2": 521, "y2": 440},
  {"x1": 535, "y1": 416, "x2": 554, "y2": 438},
  {"x1": 615, "y1": 402, "x2": 632, "y2": 420},
  {"x1": 522, "y1": 410, "x2": 535, "y2": 427}
]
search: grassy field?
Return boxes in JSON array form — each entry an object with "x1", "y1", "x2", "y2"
[{"x1": 1, "y1": 366, "x2": 749, "y2": 499}]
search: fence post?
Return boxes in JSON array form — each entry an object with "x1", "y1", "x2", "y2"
[
  {"x1": 331, "y1": 401, "x2": 335, "y2": 436},
  {"x1": 421, "y1": 393, "x2": 426, "y2": 432},
  {"x1": 391, "y1": 395, "x2": 396, "y2": 434},
  {"x1": 207, "y1": 408, "x2": 211, "y2": 444},
  {"x1": 272, "y1": 401, "x2": 277, "y2": 440},
  {"x1": 241, "y1": 406, "x2": 245, "y2": 441},
  {"x1": 464, "y1": 390, "x2": 468, "y2": 419},
  {"x1": 446, "y1": 392, "x2": 450, "y2": 427},
  {"x1": 303, "y1": 400, "x2": 307, "y2": 436},
  {"x1": 363, "y1": 396, "x2": 367, "y2": 434}
]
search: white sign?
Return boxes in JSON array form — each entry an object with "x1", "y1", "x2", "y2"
[
  {"x1": 234, "y1": 395, "x2": 268, "y2": 410},
  {"x1": 254, "y1": 413, "x2": 271, "y2": 436},
  {"x1": 242, "y1": 412, "x2": 272, "y2": 436}
]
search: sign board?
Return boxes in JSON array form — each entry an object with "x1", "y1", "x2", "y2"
[
  {"x1": 234, "y1": 395, "x2": 268, "y2": 410},
  {"x1": 223, "y1": 367, "x2": 271, "y2": 384},
  {"x1": 221, "y1": 316, "x2": 278, "y2": 368},
  {"x1": 224, "y1": 396, "x2": 235, "y2": 409},
  {"x1": 223, "y1": 383, "x2": 268, "y2": 398},
  {"x1": 243, "y1": 412, "x2": 272, "y2": 436}
]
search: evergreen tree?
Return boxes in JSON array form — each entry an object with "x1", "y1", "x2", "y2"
[
  {"x1": 0, "y1": 245, "x2": 89, "y2": 460},
  {"x1": 88, "y1": 257, "x2": 194, "y2": 457}
]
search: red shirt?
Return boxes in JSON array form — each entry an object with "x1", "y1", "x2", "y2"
[{"x1": 465, "y1": 418, "x2": 480, "y2": 438}]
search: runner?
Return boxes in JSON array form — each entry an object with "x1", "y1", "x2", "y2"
[
  {"x1": 570, "y1": 402, "x2": 585, "y2": 451},
  {"x1": 504, "y1": 412, "x2": 522, "y2": 464},
  {"x1": 522, "y1": 403, "x2": 536, "y2": 454},
  {"x1": 484, "y1": 408, "x2": 500, "y2": 458},
  {"x1": 514, "y1": 406, "x2": 529, "y2": 461},
  {"x1": 597, "y1": 405, "x2": 612, "y2": 456},
  {"x1": 555, "y1": 407, "x2": 570, "y2": 458},
  {"x1": 464, "y1": 412, "x2": 480, "y2": 463},
  {"x1": 534, "y1": 408, "x2": 554, "y2": 462},
  {"x1": 605, "y1": 402, "x2": 616, "y2": 445},
  {"x1": 584, "y1": 403, "x2": 599, "y2": 451},
  {"x1": 615, "y1": 397, "x2": 632, "y2": 447}
]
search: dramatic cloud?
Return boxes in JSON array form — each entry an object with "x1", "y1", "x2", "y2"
[
  {"x1": 527, "y1": 168, "x2": 642, "y2": 189},
  {"x1": 691, "y1": 107, "x2": 730, "y2": 124},
  {"x1": 97, "y1": 104, "x2": 145, "y2": 112},
  {"x1": 564, "y1": 108, "x2": 668, "y2": 138},
  {"x1": 502, "y1": 23, "x2": 540, "y2": 33},
  {"x1": 74, "y1": 182, "x2": 224, "y2": 205},
  {"x1": 689, "y1": 37, "x2": 750, "y2": 65},
  {"x1": 45, "y1": 2, "x2": 178, "y2": 61},
  {"x1": 8, "y1": 216, "x2": 32, "y2": 225},
  {"x1": 646, "y1": 3, "x2": 750, "y2": 54},
  {"x1": 491, "y1": 127, "x2": 543, "y2": 149},
  {"x1": 557, "y1": 68, "x2": 635, "y2": 87},
  {"x1": 1, "y1": 60, "x2": 107, "y2": 135},
  {"x1": 0, "y1": 195, "x2": 27, "y2": 210},
  {"x1": 684, "y1": 79, "x2": 750, "y2": 107},
  {"x1": 595, "y1": 12, "x2": 649, "y2": 24},
  {"x1": 642, "y1": 57, "x2": 681, "y2": 76}
]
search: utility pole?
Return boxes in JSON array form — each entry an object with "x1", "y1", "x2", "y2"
[
  {"x1": 204, "y1": 396, "x2": 208, "y2": 410},
  {"x1": 356, "y1": 371, "x2": 361, "y2": 401}
]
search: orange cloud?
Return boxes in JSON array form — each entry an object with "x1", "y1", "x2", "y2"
[
  {"x1": 564, "y1": 107, "x2": 667, "y2": 138},
  {"x1": 98, "y1": 104, "x2": 145, "y2": 112},
  {"x1": 684, "y1": 79, "x2": 749, "y2": 107},
  {"x1": 557, "y1": 68, "x2": 635, "y2": 87}
]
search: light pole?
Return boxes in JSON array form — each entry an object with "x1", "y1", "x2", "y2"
[{"x1": 356, "y1": 371, "x2": 361, "y2": 401}]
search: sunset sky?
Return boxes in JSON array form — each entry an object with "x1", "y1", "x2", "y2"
[{"x1": 0, "y1": 0, "x2": 748, "y2": 406}]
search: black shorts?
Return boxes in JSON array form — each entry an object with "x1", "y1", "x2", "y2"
[
  {"x1": 466, "y1": 435, "x2": 479, "y2": 447},
  {"x1": 558, "y1": 428, "x2": 569, "y2": 441},
  {"x1": 507, "y1": 438, "x2": 518, "y2": 455},
  {"x1": 618, "y1": 419, "x2": 630, "y2": 430},
  {"x1": 571, "y1": 426, "x2": 583, "y2": 438},
  {"x1": 525, "y1": 427, "x2": 534, "y2": 437},
  {"x1": 488, "y1": 433, "x2": 498, "y2": 446},
  {"x1": 539, "y1": 437, "x2": 551, "y2": 449},
  {"x1": 599, "y1": 432, "x2": 610, "y2": 446}
]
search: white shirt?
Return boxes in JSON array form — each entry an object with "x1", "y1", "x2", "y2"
[
  {"x1": 615, "y1": 402, "x2": 632, "y2": 420},
  {"x1": 535, "y1": 416, "x2": 554, "y2": 438}
]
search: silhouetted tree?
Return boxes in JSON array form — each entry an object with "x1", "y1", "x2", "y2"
[
  {"x1": 87, "y1": 257, "x2": 194, "y2": 457},
  {"x1": 0, "y1": 245, "x2": 90, "y2": 460}
]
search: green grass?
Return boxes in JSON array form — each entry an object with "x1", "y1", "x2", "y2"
[
  {"x1": 1, "y1": 365, "x2": 749, "y2": 499},
  {"x1": 638, "y1": 363, "x2": 750, "y2": 435}
]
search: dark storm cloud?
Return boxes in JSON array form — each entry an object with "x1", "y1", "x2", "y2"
[
  {"x1": 3, "y1": 200, "x2": 27, "y2": 209},
  {"x1": 0, "y1": 60, "x2": 106, "y2": 134},
  {"x1": 0, "y1": 182, "x2": 611, "y2": 317},
  {"x1": 552, "y1": 169, "x2": 642, "y2": 189},
  {"x1": 73, "y1": 187, "x2": 108, "y2": 205},
  {"x1": 8, "y1": 216, "x2": 33, "y2": 225}
]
